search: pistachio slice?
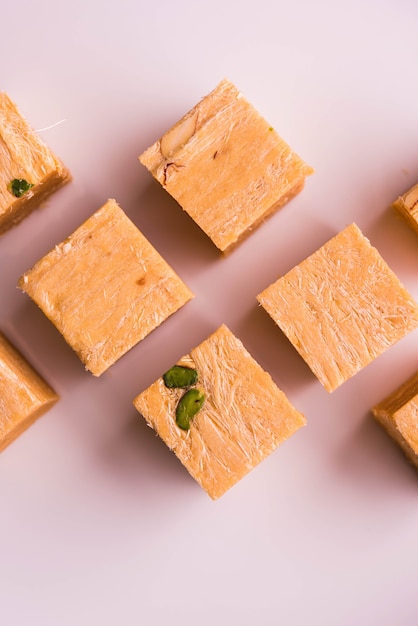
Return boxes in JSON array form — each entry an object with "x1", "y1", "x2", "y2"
[
  {"x1": 9, "y1": 178, "x2": 34, "y2": 198},
  {"x1": 176, "y1": 388, "x2": 205, "y2": 430},
  {"x1": 163, "y1": 365, "x2": 198, "y2": 388}
]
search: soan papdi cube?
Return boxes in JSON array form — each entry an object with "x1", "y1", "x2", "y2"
[
  {"x1": 139, "y1": 79, "x2": 313, "y2": 252},
  {"x1": 392, "y1": 181, "x2": 418, "y2": 236},
  {"x1": 372, "y1": 370, "x2": 418, "y2": 470},
  {"x1": 133, "y1": 324, "x2": 306, "y2": 500},
  {"x1": 0, "y1": 331, "x2": 58, "y2": 452},
  {"x1": 19, "y1": 199, "x2": 193, "y2": 376},
  {"x1": 257, "y1": 223, "x2": 418, "y2": 393},
  {"x1": 0, "y1": 92, "x2": 71, "y2": 235}
]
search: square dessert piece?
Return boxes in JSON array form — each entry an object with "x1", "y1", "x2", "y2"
[
  {"x1": 19, "y1": 199, "x2": 193, "y2": 376},
  {"x1": 257, "y1": 223, "x2": 418, "y2": 393},
  {"x1": 139, "y1": 79, "x2": 313, "y2": 252},
  {"x1": 0, "y1": 92, "x2": 71, "y2": 235},
  {"x1": 133, "y1": 324, "x2": 306, "y2": 500},
  {"x1": 0, "y1": 331, "x2": 58, "y2": 452},
  {"x1": 392, "y1": 182, "x2": 418, "y2": 235},
  {"x1": 372, "y1": 370, "x2": 418, "y2": 470}
]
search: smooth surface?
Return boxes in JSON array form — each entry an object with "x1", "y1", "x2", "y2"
[{"x1": 1, "y1": 1, "x2": 417, "y2": 625}]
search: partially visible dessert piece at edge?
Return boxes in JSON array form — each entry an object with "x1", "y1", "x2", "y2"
[
  {"x1": 139, "y1": 79, "x2": 313, "y2": 252},
  {"x1": 18, "y1": 199, "x2": 193, "y2": 376},
  {"x1": 0, "y1": 92, "x2": 71, "y2": 235},
  {"x1": 257, "y1": 223, "x2": 418, "y2": 393},
  {"x1": 392, "y1": 181, "x2": 418, "y2": 235},
  {"x1": 0, "y1": 331, "x2": 59, "y2": 452},
  {"x1": 372, "y1": 370, "x2": 418, "y2": 470},
  {"x1": 133, "y1": 324, "x2": 306, "y2": 500}
]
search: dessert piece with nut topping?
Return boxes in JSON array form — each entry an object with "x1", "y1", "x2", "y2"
[
  {"x1": 18, "y1": 199, "x2": 193, "y2": 376},
  {"x1": 0, "y1": 92, "x2": 71, "y2": 235},
  {"x1": 0, "y1": 331, "x2": 59, "y2": 452},
  {"x1": 139, "y1": 79, "x2": 313, "y2": 252},
  {"x1": 392, "y1": 182, "x2": 418, "y2": 236},
  {"x1": 133, "y1": 324, "x2": 306, "y2": 499}
]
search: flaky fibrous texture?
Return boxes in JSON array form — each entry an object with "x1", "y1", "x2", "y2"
[
  {"x1": 18, "y1": 199, "x2": 193, "y2": 376},
  {"x1": 133, "y1": 324, "x2": 306, "y2": 500},
  {"x1": 372, "y1": 370, "x2": 418, "y2": 470},
  {"x1": 139, "y1": 79, "x2": 313, "y2": 252},
  {"x1": 392, "y1": 182, "x2": 418, "y2": 236},
  {"x1": 0, "y1": 331, "x2": 59, "y2": 452},
  {"x1": 0, "y1": 92, "x2": 71, "y2": 234},
  {"x1": 257, "y1": 223, "x2": 418, "y2": 393}
]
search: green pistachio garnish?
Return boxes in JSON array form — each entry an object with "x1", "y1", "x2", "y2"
[
  {"x1": 176, "y1": 388, "x2": 205, "y2": 430},
  {"x1": 163, "y1": 365, "x2": 198, "y2": 388},
  {"x1": 9, "y1": 178, "x2": 34, "y2": 198}
]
